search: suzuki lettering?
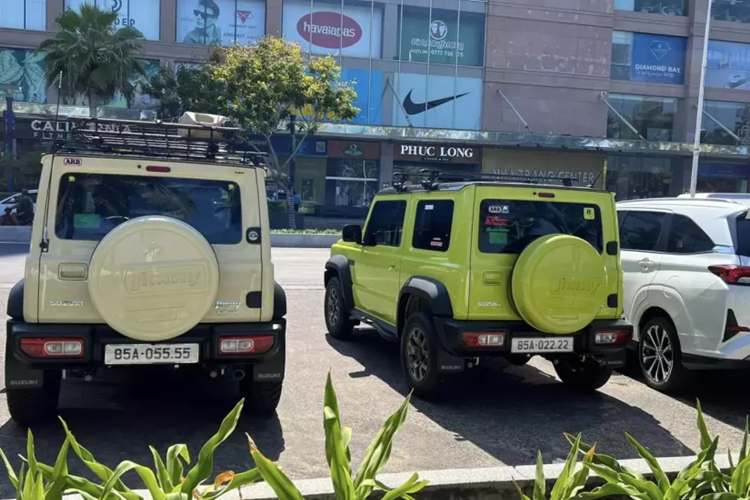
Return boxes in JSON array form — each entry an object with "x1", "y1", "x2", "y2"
[{"x1": 297, "y1": 12, "x2": 362, "y2": 48}]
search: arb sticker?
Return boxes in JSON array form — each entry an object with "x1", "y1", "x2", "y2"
[
  {"x1": 488, "y1": 205, "x2": 510, "y2": 214},
  {"x1": 64, "y1": 158, "x2": 82, "y2": 166},
  {"x1": 583, "y1": 207, "x2": 596, "y2": 220}
]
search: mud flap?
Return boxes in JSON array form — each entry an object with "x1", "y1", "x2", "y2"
[
  {"x1": 252, "y1": 328, "x2": 286, "y2": 382},
  {"x1": 437, "y1": 347, "x2": 465, "y2": 373},
  {"x1": 596, "y1": 350, "x2": 627, "y2": 369},
  {"x1": 5, "y1": 335, "x2": 44, "y2": 389}
]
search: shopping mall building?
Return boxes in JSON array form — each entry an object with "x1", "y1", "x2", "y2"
[{"x1": 3, "y1": 0, "x2": 750, "y2": 222}]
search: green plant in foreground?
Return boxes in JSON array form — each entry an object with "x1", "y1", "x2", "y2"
[{"x1": 247, "y1": 372, "x2": 428, "y2": 499}]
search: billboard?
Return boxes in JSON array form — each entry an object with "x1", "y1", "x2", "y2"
[
  {"x1": 399, "y1": 7, "x2": 484, "y2": 66},
  {"x1": 1, "y1": 0, "x2": 46, "y2": 30},
  {"x1": 66, "y1": 0, "x2": 160, "y2": 40},
  {"x1": 282, "y1": 0, "x2": 383, "y2": 58},
  {"x1": 342, "y1": 68, "x2": 383, "y2": 125},
  {"x1": 392, "y1": 73, "x2": 482, "y2": 130},
  {"x1": 177, "y1": 0, "x2": 265, "y2": 46},
  {"x1": 630, "y1": 33, "x2": 686, "y2": 84},
  {"x1": 0, "y1": 48, "x2": 46, "y2": 103},
  {"x1": 706, "y1": 40, "x2": 750, "y2": 90}
]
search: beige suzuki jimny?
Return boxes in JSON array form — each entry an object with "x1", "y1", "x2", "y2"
[{"x1": 5, "y1": 113, "x2": 286, "y2": 425}]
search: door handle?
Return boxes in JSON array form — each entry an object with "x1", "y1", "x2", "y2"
[
  {"x1": 388, "y1": 259, "x2": 397, "y2": 271},
  {"x1": 638, "y1": 258, "x2": 654, "y2": 271}
]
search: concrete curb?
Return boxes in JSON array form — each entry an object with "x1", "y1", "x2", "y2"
[
  {"x1": 0, "y1": 228, "x2": 339, "y2": 248},
  {"x1": 42, "y1": 454, "x2": 733, "y2": 500}
]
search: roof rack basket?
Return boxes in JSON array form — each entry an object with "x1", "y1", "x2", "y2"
[
  {"x1": 392, "y1": 169, "x2": 582, "y2": 192},
  {"x1": 53, "y1": 115, "x2": 266, "y2": 166}
]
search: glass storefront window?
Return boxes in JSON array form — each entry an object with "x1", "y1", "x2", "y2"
[
  {"x1": 713, "y1": 0, "x2": 750, "y2": 23},
  {"x1": 326, "y1": 159, "x2": 379, "y2": 209},
  {"x1": 606, "y1": 94, "x2": 677, "y2": 142},
  {"x1": 398, "y1": 5, "x2": 485, "y2": 67},
  {"x1": 697, "y1": 163, "x2": 749, "y2": 193},
  {"x1": 611, "y1": 31, "x2": 686, "y2": 84},
  {"x1": 614, "y1": 0, "x2": 685, "y2": 16},
  {"x1": 706, "y1": 40, "x2": 750, "y2": 90},
  {"x1": 606, "y1": 156, "x2": 678, "y2": 200},
  {"x1": 177, "y1": 0, "x2": 266, "y2": 46},
  {"x1": 0, "y1": 0, "x2": 46, "y2": 30},
  {"x1": 701, "y1": 101, "x2": 750, "y2": 146},
  {"x1": 0, "y1": 48, "x2": 46, "y2": 103},
  {"x1": 62, "y1": 59, "x2": 161, "y2": 110},
  {"x1": 66, "y1": 0, "x2": 160, "y2": 39}
]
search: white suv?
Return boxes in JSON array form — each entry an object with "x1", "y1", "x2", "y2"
[{"x1": 618, "y1": 195, "x2": 750, "y2": 392}]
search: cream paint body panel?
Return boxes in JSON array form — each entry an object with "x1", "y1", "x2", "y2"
[{"x1": 33, "y1": 154, "x2": 265, "y2": 325}]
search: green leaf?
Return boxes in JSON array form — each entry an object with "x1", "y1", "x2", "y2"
[
  {"x1": 150, "y1": 446, "x2": 172, "y2": 492},
  {"x1": 697, "y1": 400, "x2": 713, "y2": 452},
  {"x1": 202, "y1": 469, "x2": 262, "y2": 500},
  {"x1": 741, "y1": 418, "x2": 749, "y2": 465},
  {"x1": 626, "y1": 433, "x2": 670, "y2": 494},
  {"x1": 26, "y1": 429, "x2": 38, "y2": 478},
  {"x1": 533, "y1": 451, "x2": 546, "y2": 500},
  {"x1": 665, "y1": 477, "x2": 693, "y2": 500},
  {"x1": 100, "y1": 460, "x2": 165, "y2": 500},
  {"x1": 730, "y1": 455, "x2": 750, "y2": 497},
  {"x1": 37, "y1": 463, "x2": 112, "y2": 500},
  {"x1": 45, "y1": 437, "x2": 71, "y2": 500},
  {"x1": 380, "y1": 473, "x2": 429, "y2": 500},
  {"x1": 321, "y1": 373, "x2": 356, "y2": 500},
  {"x1": 551, "y1": 434, "x2": 580, "y2": 500},
  {"x1": 576, "y1": 483, "x2": 643, "y2": 500},
  {"x1": 699, "y1": 494, "x2": 742, "y2": 500},
  {"x1": 181, "y1": 400, "x2": 244, "y2": 495},
  {"x1": 0, "y1": 448, "x2": 19, "y2": 491},
  {"x1": 514, "y1": 479, "x2": 533, "y2": 500},
  {"x1": 248, "y1": 436, "x2": 303, "y2": 500},
  {"x1": 165, "y1": 444, "x2": 189, "y2": 489},
  {"x1": 569, "y1": 445, "x2": 596, "y2": 498}
]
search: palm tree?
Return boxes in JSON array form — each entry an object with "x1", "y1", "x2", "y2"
[{"x1": 39, "y1": 3, "x2": 145, "y2": 118}]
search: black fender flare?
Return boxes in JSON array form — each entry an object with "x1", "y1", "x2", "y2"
[
  {"x1": 324, "y1": 255, "x2": 355, "y2": 312},
  {"x1": 7, "y1": 279, "x2": 24, "y2": 320},
  {"x1": 398, "y1": 276, "x2": 453, "y2": 334},
  {"x1": 273, "y1": 281, "x2": 287, "y2": 320}
]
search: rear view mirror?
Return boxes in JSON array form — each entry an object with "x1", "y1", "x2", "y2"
[{"x1": 342, "y1": 224, "x2": 362, "y2": 244}]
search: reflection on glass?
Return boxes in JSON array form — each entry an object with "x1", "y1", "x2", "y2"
[
  {"x1": 701, "y1": 101, "x2": 750, "y2": 146},
  {"x1": 326, "y1": 159, "x2": 379, "y2": 208},
  {"x1": 606, "y1": 94, "x2": 677, "y2": 141},
  {"x1": 0, "y1": 0, "x2": 47, "y2": 30},
  {"x1": 713, "y1": 0, "x2": 750, "y2": 23},
  {"x1": 606, "y1": 156, "x2": 676, "y2": 201},
  {"x1": 614, "y1": 0, "x2": 685, "y2": 15}
]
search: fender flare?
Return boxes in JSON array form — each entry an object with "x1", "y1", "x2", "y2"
[
  {"x1": 324, "y1": 255, "x2": 355, "y2": 312},
  {"x1": 7, "y1": 279, "x2": 24, "y2": 320},
  {"x1": 273, "y1": 281, "x2": 287, "y2": 320},
  {"x1": 398, "y1": 276, "x2": 454, "y2": 333}
]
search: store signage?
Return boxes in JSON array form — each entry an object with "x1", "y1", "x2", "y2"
[
  {"x1": 245, "y1": 135, "x2": 327, "y2": 156},
  {"x1": 399, "y1": 7, "x2": 484, "y2": 66},
  {"x1": 17, "y1": 118, "x2": 134, "y2": 141},
  {"x1": 66, "y1": 0, "x2": 161, "y2": 40},
  {"x1": 706, "y1": 40, "x2": 750, "y2": 90},
  {"x1": 329, "y1": 140, "x2": 380, "y2": 159},
  {"x1": 344, "y1": 144, "x2": 363, "y2": 157},
  {"x1": 176, "y1": 0, "x2": 266, "y2": 46},
  {"x1": 396, "y1": 144, "x2": 479, "y2": 163},
  {"x1": 699, "y1": 163, "x2": 750, "y2": 180},
  {"x1": 489, "y1": 168, "x2": 597, "y2": 185},
  {"x1": 393, "y1": 73, "x2": 482, "y2": 130},
  {"x1": 283, "y1": 0, "x2": 382, "y2": 57},
  {"x1": 630, "y1": 33, "x2": 686, "y2": 84}
]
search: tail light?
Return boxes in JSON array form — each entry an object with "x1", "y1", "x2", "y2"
[
  {"x1": 219, "y1": 335, "x2": 274, "y2": 355},
  {"x1": 594, "y1": 330, "x2": 631, "y2": 345},
  {"x1": 20, "y1": 338, "x2": 83, "y2": 358},
  {"x1": 709, "y1": 265, "x2": 750, "y2": 285},
  {"x1": 463, "y1": 332, "x2": 506, "y2": 347}
]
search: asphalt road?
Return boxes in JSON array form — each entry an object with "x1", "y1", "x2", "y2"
[{"x1": 0, "y1": 244, "x2": 748, "y2": 497}]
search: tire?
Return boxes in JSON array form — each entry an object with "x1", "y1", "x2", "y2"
[
  {"x1": 555, "y1": 357, "x2": 612, "y2": 391},
  {"x1": 240, "y1": 378, "x2": 283, "y2": 416},
  {"x1": 7, "y1": 370, "x2": 61, "y2": 426},
  {"x1": 325, "y1": 277, "x2": 355, "y2": 340},
  {"x1": 400, "y1": 312, "x2": 444, "y2": 399},
  {"x1": 638, "y1": 316, "x2": 691, "y2": 392}
]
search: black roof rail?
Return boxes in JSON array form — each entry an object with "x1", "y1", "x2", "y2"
[
  {"x1": 391, "y1": 169, "x2": 580, "y2": 190},
  {"x1": 52, "y1": 116, "x2": 266, "y2": 166}
]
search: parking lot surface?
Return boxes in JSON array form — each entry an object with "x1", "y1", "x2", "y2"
[{"x1": 0, "y1": 244, "x2": 748, "y2": 497}]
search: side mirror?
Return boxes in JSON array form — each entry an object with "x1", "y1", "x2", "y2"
[{"x1": 342, "y1": 224, "x2": 362, "y2": 244}]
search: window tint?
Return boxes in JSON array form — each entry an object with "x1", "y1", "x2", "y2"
[
  {"x1": 478, "y1": 199, "x2": 602, "y2": 254},
  {"x1": 667, "y1": 215, "x2": 714, "y2": 253},
  {"x1": 735, "y1": 217, "x2": 750, "y2": 257},
  {"x1": 364, "y1": 200, "x2": 407, "y2": 247},
  {"x1": 619, "y1": 211, "x2": 666, "y2": 251},
  {"x1": 55, "y1": 173, "x2": 242, "y2": 244},
  {"x1": 413, "y1": 200, "x2": 454, "y2": 252}
]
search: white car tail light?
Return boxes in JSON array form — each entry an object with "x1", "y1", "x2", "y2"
[{"x1": 709, "y1": 265, "x2": 750, "y2": 285}]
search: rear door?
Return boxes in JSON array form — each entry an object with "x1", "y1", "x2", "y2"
[
  {"x1": 36, "y1": 155, "x2": 262, "y2": 324},
  {"x1": 468, "y1": 186, "x2": 614, "y2": 321}
]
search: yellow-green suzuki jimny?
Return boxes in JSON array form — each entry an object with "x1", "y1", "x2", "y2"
[{"x1": 324, "y1": 174, "x2": 632, "y2": 397}]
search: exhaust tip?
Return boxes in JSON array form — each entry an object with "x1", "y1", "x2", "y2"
[{"x1": 232, "y1": 369, "x2": 246, "y2": 381}]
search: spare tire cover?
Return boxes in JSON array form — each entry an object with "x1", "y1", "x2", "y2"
[
  {"x1": 511, "y1": 234, "x2": 607, "y2": 334},
  {"x1": 88, "y1": 216, "x2": 219, "y2": 341}
]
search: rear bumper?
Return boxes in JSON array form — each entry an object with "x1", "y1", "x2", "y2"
[
  {"x1": 5, "y1": 320, "x2": 286, "y2": 389},
  {"x1": 432, "y1": 317, "x2": 632, "y2": 365}
]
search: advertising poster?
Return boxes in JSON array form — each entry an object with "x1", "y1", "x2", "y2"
[
  {"x1": 66, "y1": 0, "x2": 160, "y2": 40},
  {"x1": 177, "y1": 0, "x2": 266, "y2": 46},
  {"x1": 630, "y1": 33, "x2": 686, "y2": 84},
  {"x1": 342, "y1": 68, "x2": 383, "y2": 125},
  {"x1": 392, "y1": 73, "x2": 482, "y2": 130},
  {"x1": 282, "y1": 0, "x2": 383, "y2": 58},
  {"x1": 706, "y1": 40, "x2": 750, "y2": 90},
  {"x1": 0, "y1": 48, "x2": 46, "y2": 103},
  {"x1": 399, "y1": 7, "x2": 485, "y2": 66},
  {"x1": 712, "y1": 0, "x2": 750, "y2": 23},
  {"x1": 0, "y1": 0, "x2": 46, "y2": 30}
]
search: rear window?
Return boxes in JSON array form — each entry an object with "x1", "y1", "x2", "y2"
[
  {"x1": 736, "y1": 218, "x2": 750, "y2": 257},
  {"x1": 478, "y1": 199, "x2": 602, "y2": 254},
  {"x1": 55, "y1": 173, "x2": 242, "y2": 244}
]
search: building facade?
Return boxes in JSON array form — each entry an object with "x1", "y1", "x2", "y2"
[{"x1": 3, "y1": 0, "x2": 750, "y2": 221}]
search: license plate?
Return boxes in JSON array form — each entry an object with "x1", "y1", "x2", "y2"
[
  {"x1": 104, "y1": 344, "x2": 200, "y2": 365},
  {"x1": 511, "y1": 337, "x2": 574, "y2": 354}
]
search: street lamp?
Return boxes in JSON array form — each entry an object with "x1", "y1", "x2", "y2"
[
  {"x1": 689, "y1": 0, "x2": 713, "y2": 197},
  {"x1": 0, "y1": 84, "x2": 21, "y2": 191}
]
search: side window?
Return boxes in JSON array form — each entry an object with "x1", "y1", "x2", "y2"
[
  {"x1": 667, "y1": 215, "x2": 714, "y2": 254},
  {"x1": 617, "y1": 210, "x2": 628, "y2": 229},
  {"x1": 619, "y1": 211, "x2": 667, "y2": 252},
  {"x1": 364, "y1": 200, "x2": 407, "y2": 247},
  {"x1": 412, "y1": 200, "x2": 454, "y2": 252}
]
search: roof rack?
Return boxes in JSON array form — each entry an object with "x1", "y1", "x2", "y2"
[
  {"x1": 390, "y1": 169, "x2": 584, "y2": 192},
  {"x1": 52, "y1": 116, "x2": 266, "y2": 166}
]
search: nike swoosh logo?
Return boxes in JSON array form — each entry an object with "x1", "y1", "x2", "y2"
[{"x1": 402, "y1": 90, "x2": 470, "y2": 116}]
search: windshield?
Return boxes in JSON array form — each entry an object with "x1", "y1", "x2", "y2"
[
  {"x1": 478, "y1": 199, "x2": 602, "y2": 254},
  {"x1": 55, "y1": 173, "x2": 242, "y2": 244},
  {"x1": 735, "y1": 217, "x2": 750, "y2": 257}
]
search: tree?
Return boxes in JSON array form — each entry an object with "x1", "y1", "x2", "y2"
[
  {"x1": 39, "y1": 3, "x2": 145, "y2": 118},
  {"x1": 144, "y1": 37, "x2": 359, "y2": 228}
]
